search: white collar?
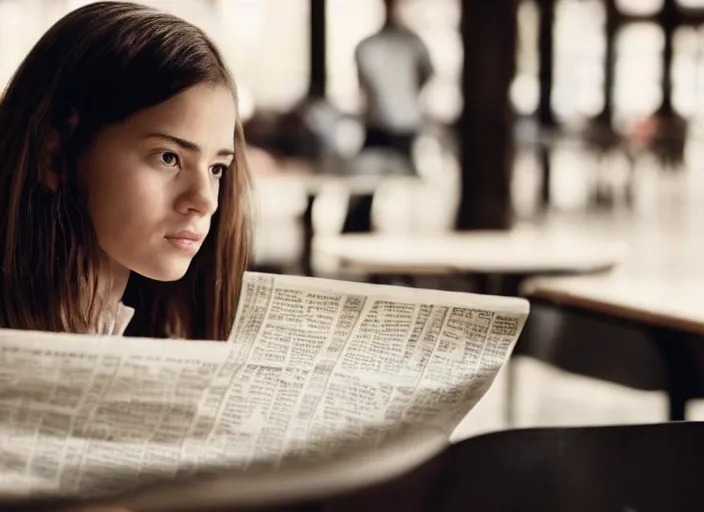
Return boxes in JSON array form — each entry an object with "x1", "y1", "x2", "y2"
[{"x1": 97, "y1": 302, "x2": 135, "y2": 336}]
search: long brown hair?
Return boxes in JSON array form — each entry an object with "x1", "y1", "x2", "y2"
[{"x1": 0, "y1": 1, "x2": 251, "y2": 340}]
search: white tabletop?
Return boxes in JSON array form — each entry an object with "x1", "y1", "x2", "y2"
[
  {"x1": 524, "y1": 275, "x2": 704, "y2": 335},
  {"x1": 314, "y1": 227, "x2": 625, "y2": 275},
  {"x1": 522, "y1": 214, "x2": 704, "y2": 334},
  {"x1": 253, "y1": 172, "x2": 419, "y2": 196}
]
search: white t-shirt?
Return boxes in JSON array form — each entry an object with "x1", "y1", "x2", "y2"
[{"x1": 355, "y1": 27, "x2": 433, "y2": 133}]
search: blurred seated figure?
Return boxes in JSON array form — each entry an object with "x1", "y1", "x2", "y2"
[
  {"x1": 243, "y1": 97, "x2": 356, "y2": 177},
  {"x1": 243, "y1": 108, "x2": 321, "y2": 163},
  {"x1": 631, "y1": 111, "x2": 688, "y2": 173}
]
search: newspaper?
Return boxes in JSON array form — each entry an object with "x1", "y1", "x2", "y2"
[{"x1": 0, "y1": 272, "x2": 529, "y2": 508}]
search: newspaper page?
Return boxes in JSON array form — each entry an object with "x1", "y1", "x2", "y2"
[{"x1": 0, "y1": 271, "x2": 529, "y2": 505}]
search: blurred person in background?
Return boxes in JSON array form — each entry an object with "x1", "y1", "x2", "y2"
[
  {"x1": 355, "y1": 0, "x2": 433, "y2": 166},
  {"x1": 343, "y1": 0, "x2": 433, "y2": 232}
]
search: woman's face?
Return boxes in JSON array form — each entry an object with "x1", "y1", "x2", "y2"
[{"x1": 78, "y1": 83, "x2": 237, "y2": 283}]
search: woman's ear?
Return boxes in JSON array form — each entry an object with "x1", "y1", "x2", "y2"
[
  {"x1": 41, "y1": 109, "x2": 80, "y2": 191},
  {"x1": 41, "y1": 128, "x2": 61, "y2": 191}
]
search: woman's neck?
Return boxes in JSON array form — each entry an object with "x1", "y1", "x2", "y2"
[{"x1": 102, "y1": 257, "x2": 130, "y2": 311}]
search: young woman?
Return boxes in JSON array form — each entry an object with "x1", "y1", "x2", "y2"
[{"x1": 0, "y1": 1, "x2": 252, "y2": 341}]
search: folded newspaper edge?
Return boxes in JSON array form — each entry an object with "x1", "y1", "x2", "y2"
[
  {"x1": 2, "y1": 430, "x2": 448, "y2": 512},
  {"x1": 88, "y1": 429, "x2": 448, "y2": 512},
  {"x1": 0, "y1": 272, "x2": 530, "y2": 509}
]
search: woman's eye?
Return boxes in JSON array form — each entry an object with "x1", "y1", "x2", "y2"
[
  {"x1": 160, "y1": 152, "x2": 179, "y2": 168},
  {"x1": 211, "y1": 164, "x2": 227, "y2": 178}
]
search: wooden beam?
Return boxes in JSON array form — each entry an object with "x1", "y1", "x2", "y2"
[
  {"x1": 538, "y1": 0, "x2": 556, "y2": 127},
  {"x1": 658, "y1": 0, "x2": 678, "y2": 115},
  {"x1": 455, "y1": 0, "x2": 518, "y2": 231},
  {"x1": 308, "y1": 0, "x2": 326, "y2": 97},
  {"x1": 600, "y1": 0, "x2": 618, "y2": 125},
  {"x1": 615, "y1": 7, "x2": 704, "y2": 25}
]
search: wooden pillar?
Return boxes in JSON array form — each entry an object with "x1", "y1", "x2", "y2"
[
  {"x1": 537, "y1": 0, "x2": 556, "y2": 210},
  {"x1": 598, "y1": 0, "x2": 618, "y2": 125},
  {"x1": 538, "y1": 0, "x2": 556, "y2": 128},
  {"x1": 455, "y1": 0, "x2": 518, "y2": 230},
  {"x1": 308, "y1": 0, "x2": 326, "y2": 97},
  {"x1": 658, "y1": 0, "x2": 677, "y2": 115}
]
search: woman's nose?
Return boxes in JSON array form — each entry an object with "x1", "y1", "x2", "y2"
[{"x1": 177, "y1": 169, "x2": 218, "y2": 216}]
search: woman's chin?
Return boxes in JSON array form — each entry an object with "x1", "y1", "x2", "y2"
[{"x1": 133, "y1": 261, "x2": 191, "y2": 282}]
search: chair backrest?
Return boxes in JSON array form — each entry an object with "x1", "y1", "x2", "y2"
[
  {"x1": 438, "y1": 421, "x2": 704, "y2": 512},
  {"x1": 8, "y1": 422, "x2": 704, "y2": 512},
  {"x1": 315, "y1": 422, "x2": 704, "y2": 512}
]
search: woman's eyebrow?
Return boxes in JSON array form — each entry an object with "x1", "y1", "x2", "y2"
[{"x1": 145, "y1": 132, "x2": 235, "y2": 157}]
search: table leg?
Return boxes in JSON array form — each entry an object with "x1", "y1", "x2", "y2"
[
  {"x1": 650, "y1": 328, "x2": 698, "y2": 422},
  {"x1": 539, "y1": 145, "x2": 551, "y2": 211},
  {"x1": 341, "y1": 193, "x2": 374, "y2": 233},
  {"x1": 301, "y1": 194, "x2": 315, "y2": 276}
]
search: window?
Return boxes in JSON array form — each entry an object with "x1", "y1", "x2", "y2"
[
  {"x1": 512, "y1": 0, "x2": 540, "y2": 116},
  {"x1": 216, "y1": 0, "x2": 309, "y2": 115},
  {"x1": 613, "y1": 22, "x2": 664, "y2": 127},
  {"x1": 615, "y1": 0, "x2": 663, "y2": 16},
  {"x1": 0, "y1": 0, "x2": 310, "y2": 117},
  {"x1": 672, "y1": 25, "x2": 699, "y2": 118},
  {"x1": 677, "y1": 0, "x2": 704, "y2": 8},
  {"x1": 671, "y1": 24, "x2": 704, "y2": 135},
  {"x1": 0, "y1": 0, "x2": 65, "y2": 91},
  {"x1": 397, "y1": 0, "x2": 462, "y2": 123},
  {"x1": 552, "y1": 0, "x2": 606, "y2": 125},
  {"x1": 326, "y1": 0, "x2": 385, "y2": 113}
]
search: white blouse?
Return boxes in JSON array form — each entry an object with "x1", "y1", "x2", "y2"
[{"x1": 96, "y1": 302, "x2": 135, "y2": 336}]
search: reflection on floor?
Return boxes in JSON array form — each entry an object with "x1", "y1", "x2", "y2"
[{"x1": 452, "y1": 357, "x2": 669, "y2": 441}]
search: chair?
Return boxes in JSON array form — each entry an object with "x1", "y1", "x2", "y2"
[
  {"x1": 9, "y1": 422, "x2": 704, "y2": 512},
  {"x1": 313, "y1": 422, "x2": 704, "y2": 512},
  {"x1": 437, "y1": 421, "x2": 704, "y2": 511}
]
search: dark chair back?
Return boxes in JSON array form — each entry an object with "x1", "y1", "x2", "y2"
[
  {"x1": 9, "y1": 422, "x2": 704, "y2": 512},
  {"x1": 320, "y1": 422, "x2": 704, "y2": 512}
]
